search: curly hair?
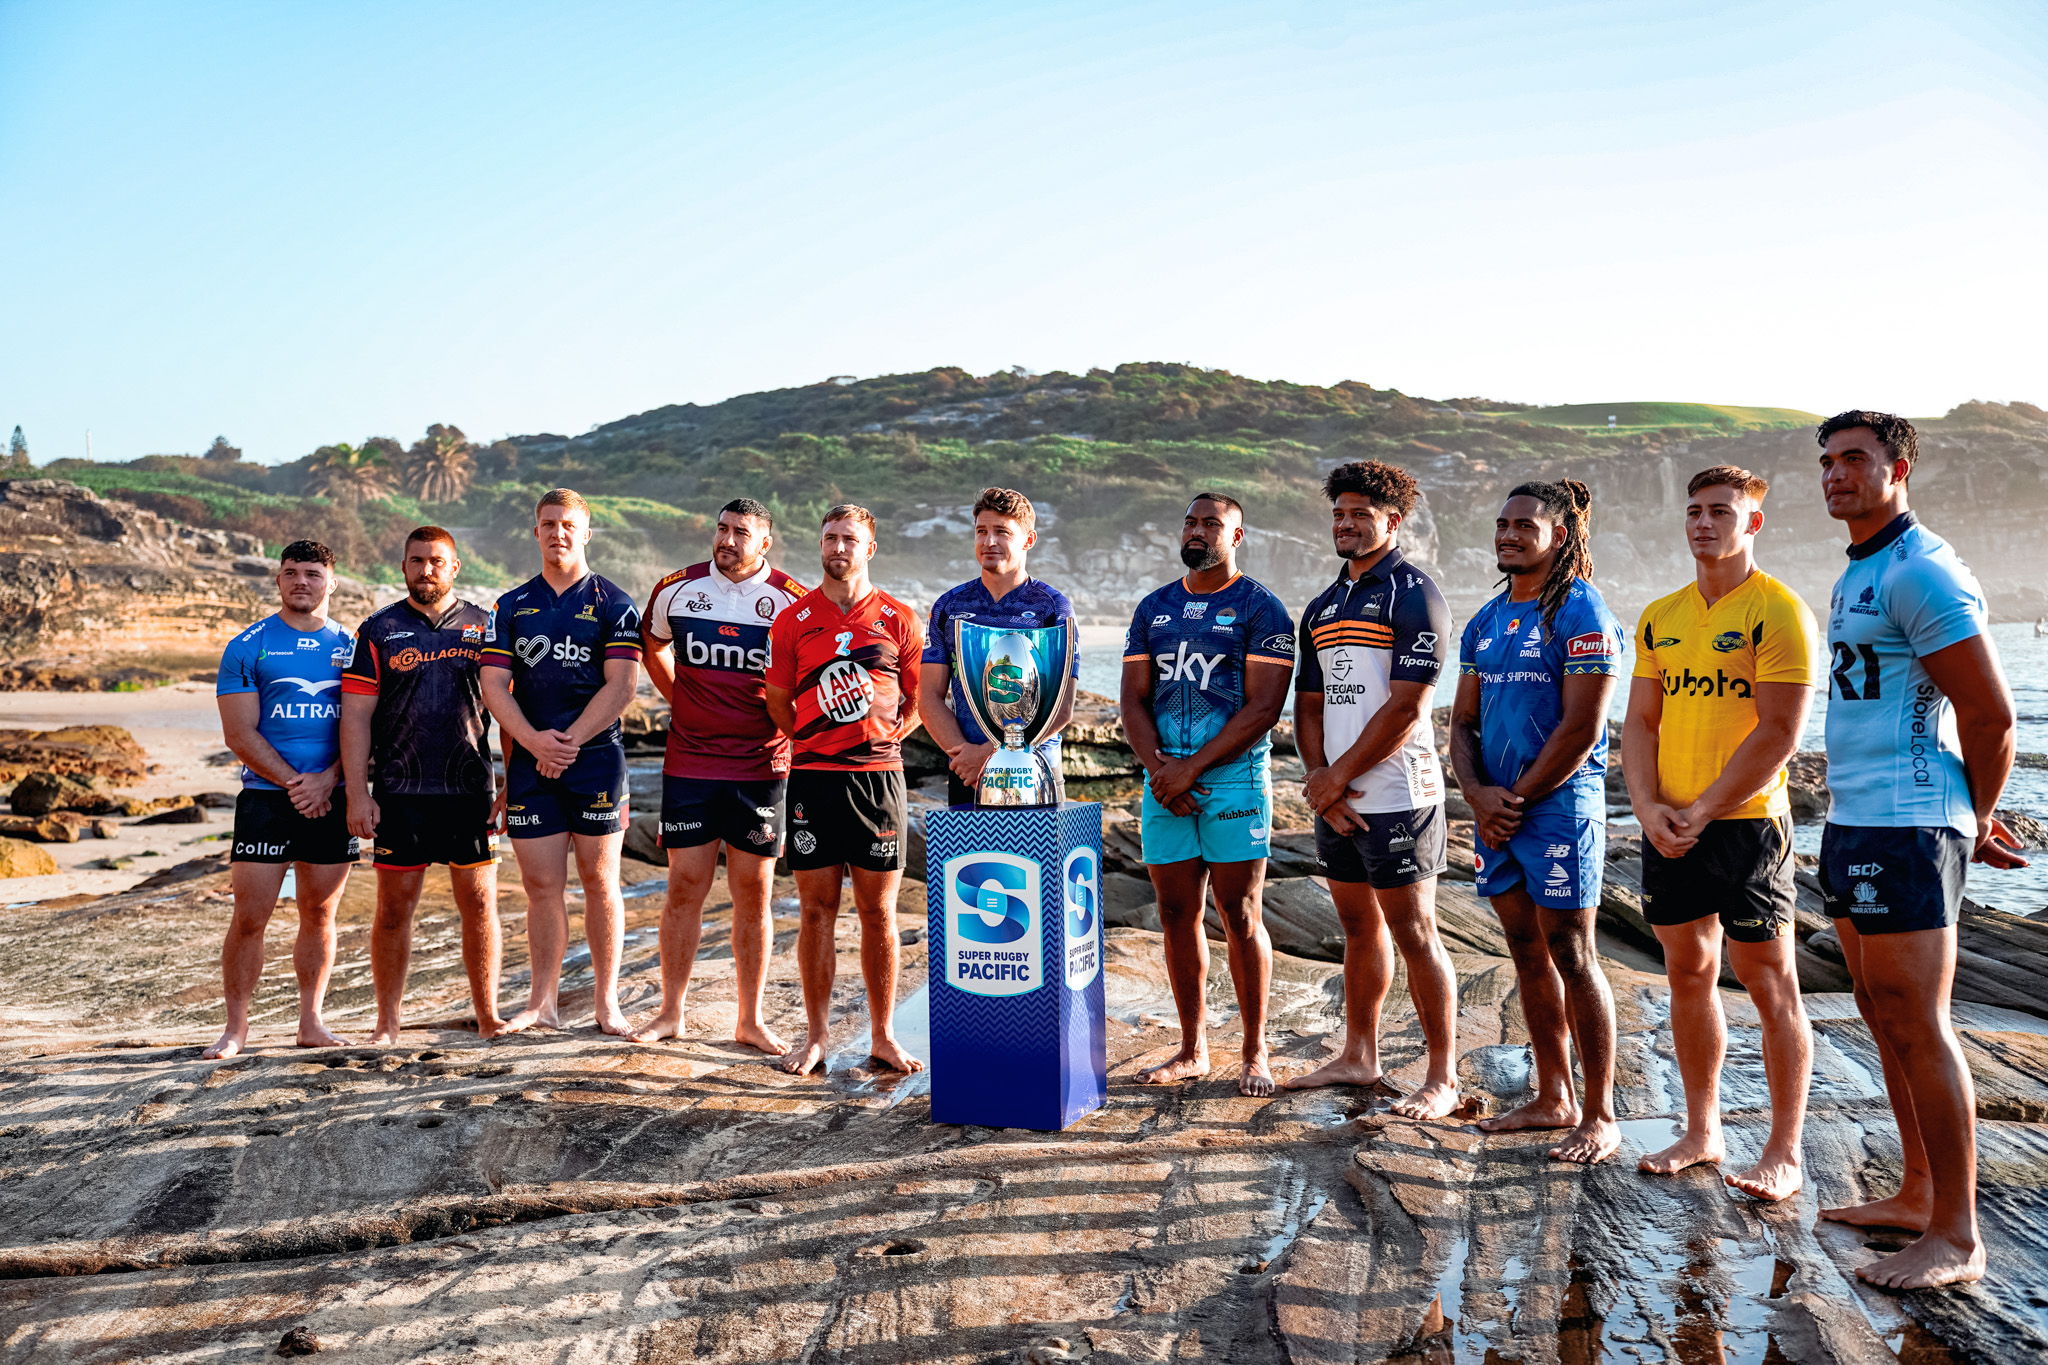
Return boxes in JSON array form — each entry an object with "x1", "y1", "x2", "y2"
[
  {"x1": 1501, "y1": 480, "x2": 1594, "y2": 629},
  {"x1": 279, "y1": 539, "x2": 335, "y2": 569},
  {"x1": 1817, "y1": 411, "x2": 1919, "y2": 477},
  {"x1": 1323, "y1": 460, "x2": 1420, "y2": 515}
]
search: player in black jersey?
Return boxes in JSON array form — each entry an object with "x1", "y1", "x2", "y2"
[
  {"x1": 481, "y1": 489, "x2": 644, "y2": 1035},
  {"x1": 342, "y1": 527, "x2": 514, "y2": 1043}
]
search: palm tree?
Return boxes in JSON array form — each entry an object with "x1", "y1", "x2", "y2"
[
  {"x1": 305, "y1": 442, "x2": 395, "y2": 506},
  {"x1": 401, "y1": 424, "x2": 476, "y2": 504}
]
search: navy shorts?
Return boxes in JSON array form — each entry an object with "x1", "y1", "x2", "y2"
[
  {"x1": 661, "y1": 775, "x2": 785, "y2": 853},
  {"x1": 505, "y1": 745, "x2": 629, "y2": 840},
  {"x1": 1315, "y1": 803, "x2": 1447, "y2": 888},
  {"x1": 1819, "y1": 823, "x2": 1967, "y2": 935}
]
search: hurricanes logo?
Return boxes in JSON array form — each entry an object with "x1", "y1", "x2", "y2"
[{"x1": 1711, "y1": 630, "x2": 1745, "y2": 653}]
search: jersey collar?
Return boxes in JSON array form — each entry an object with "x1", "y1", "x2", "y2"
[
  {"x1": 1846, "y1": 510, "x2": 1917, "y2": 561},
  {"x1": 1334, "y1": 543, "x2": 1407, "y2": 591},
  {"x1": 711, "y1": 559, "x2": 773, "y2": 593}
]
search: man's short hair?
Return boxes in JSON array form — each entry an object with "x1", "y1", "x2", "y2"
[
  {"x1": 280, "y1": 540, "x2": 335, "y2": 569},
  {"x1": 822, "y1": 503, "x2": 877, "y2": 534},
  {"x1": 405, "y1": 524, "x2": 459, "y2": 553},
  {"x1": 1817, "y1": 411, "x2": 1919, "y2": 476},
  {"x1": 719, "y1": 497, "x2": 773, "y2": 528},
  {"x1": 1188, "y1": 490, "x2": 1244, "y2": 519},
  {"x1": 1322, "y1": 460, "x2": 1420, "y2": 515},
  {"x1": 972, "y1": 487, "x2": 1035, "y2": 529},
  {"x1": 536, "y1": 487, "x2": 591, "y2": 519},
  {"x1": 1685, "y1": 465, "x2": 1770, "y2": 501}
]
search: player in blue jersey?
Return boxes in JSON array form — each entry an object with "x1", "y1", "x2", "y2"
[
  {"x1": 1450, "y1": 480, "x2": 1625, "y2": 1164},
  {"x1": 1121, "y1": 492, "x2": 1295, "y2": 1096},
  {"x1": 204, "y1": 541, "x2": 358, "y2": 1059},
  {"x1": 1813, "y1": 411, "x2": 2025, "y2": 1291},
  {"x1": 918, "y1": 487, "x2": 1078, "y2": 806},
  {"x1": 480, "y1": 489, "x2": 644, "y2": 1036}
]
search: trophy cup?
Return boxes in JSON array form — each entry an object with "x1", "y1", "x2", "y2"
[{"x1": 951, "y1": 619, "x2": 1076, "y2": 806}]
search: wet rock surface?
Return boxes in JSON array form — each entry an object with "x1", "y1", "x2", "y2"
[{"x1": 4, "y1": 848, "x2": 2048, "y2": 1362}]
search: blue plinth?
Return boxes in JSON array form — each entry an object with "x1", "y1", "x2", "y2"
[{"x1": 925, "y1": 800, "x2": 1106, "y2": 1131}]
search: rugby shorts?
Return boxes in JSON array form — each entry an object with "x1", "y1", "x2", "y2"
[
  {"x1": 1474, "y1": 808, "x2": 1605, "y2": 908},
  {"x1": 661, "y1": 775, "x2": 785, "y2": 854},
  {"x1": 786, "y1": 769, "x2": 906, "y2": 872},
  {"x1": 371, "y1": 792, "x2": 495, "y2": 869},
  {"x1": 1818, "y1": 823, "x2": 1967, "y2": 935},
  {"x1": 1641, "y1": 816, "x2": 1794, "y2": 943},
  {"x1": 504, "y1": 744, "x2": 629, "y2": 840},
  {"x1": 1315, "y1": 802, "x2": 1447, "y2": 888},
  {"x1": 231, "y1": 789, "x2": 359, "y2": 865}
]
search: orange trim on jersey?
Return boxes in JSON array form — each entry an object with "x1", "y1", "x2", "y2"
[
  {"x1": 1246, "y1": 653, "x2": 1295, "y2": 667},
  {"x1": 339, "y1": 676, "x2": 380, "y2": 697},
  {"x1": 1179, "y1": 571, "x2": 1243, "y2": 595}
]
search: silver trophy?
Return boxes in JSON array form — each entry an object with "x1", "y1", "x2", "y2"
[{"x1": 953, "y1": 619, "x2": 1075, "y2": 806}]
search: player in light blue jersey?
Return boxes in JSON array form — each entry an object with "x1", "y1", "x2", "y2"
[
  {"x1": 204, "y1": 541, "x2": 358, "y2": 1059},
  {"x1": 1450, "y1": 480, "x2": 1625, "y2": 1166},
  {"x1": 1121, "y1": 492, "x2": 1295, "y2": 1096},
  {"x1": 1813, "y1": 411, "x2": 2025, "y2": 1292}
]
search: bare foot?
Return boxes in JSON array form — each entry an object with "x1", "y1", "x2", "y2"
[
  {"x1": 1390, "y1": 1079, "x2": 1462, "y2": 1121},
  {"x1": 779, "y1": 1033, "x2": 828, "y2": 1075},
  {"x1": 735, "y1": 1020, "x2": 790, "y2": 1055},
  {"x1": 369, "y1": 1020, "x2": 402, "y2": 1046},
  {"x1": 1280, "y1": 1057, "x2": 1383, "y2": 1091},
  {"x1": 1639, "y1": 1131, "x2": 1724, "y2": 1176},
  {"x1": 1138, "y1": 1049, "x2": 1211, "y2": 1085},
  {"x1": 295, "y1": 1022, "x2": 349, "y2": 1048},
  {"x1": 476, "y1": 1015, "x2": 513, "y2": 1040},
  {"x1": 1726, "y1": 1155, "x2": 1802, "y2": 1202},
  {"x1": 1549, "y1": 1116, "x2": 1621, "y2": 1165},
  {"x1": 201, "y1": 1031, "x2": 246, "y2": 1060},
  {"x1": 1820, "y1": 1192, "x2": 1931, "y2": 1232},
  {"x1": 629, "y1": 1008, "x2": 685, "y2": 1043},
  {"x1": 493, "y1": 1011, "x2": 537, "y2": 1037},
  {"x1": 594, "y1": 1004, "x2": 632, "y2": 1037},
  {"x1": 1477, "y1": 1096, "x2": 1579, "y2": 1133},
  {"x1": 1858, "y1": 1232, "x2": 1985, "y2": 1291},
  {"x1": 869, "y1": 1038, "x2": 925, "y2": 1074},
  {"x1": 503, "y1": 1003, "x2": 562, "y2": 1033},
  {"x1": 1239, "y1": 1055, "x2": 1275, "y2": 1098}
]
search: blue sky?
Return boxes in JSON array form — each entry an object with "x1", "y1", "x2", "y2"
[{"x1": 2, "y1": 0, "x2": 2043, "y2": 463}]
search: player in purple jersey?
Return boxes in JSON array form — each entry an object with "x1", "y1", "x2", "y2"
[{"x1": 1449, "y1": 480, "x2": 1625, "y2": 1165}]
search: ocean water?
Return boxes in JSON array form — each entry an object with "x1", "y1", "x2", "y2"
[{"x1": 1079, "y1": 622, "x2": 2048, "y2": 913}]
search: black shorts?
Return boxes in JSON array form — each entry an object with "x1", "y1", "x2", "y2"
[
  {"x1": 505, "y1": 745, "x2": 628, "y2": 840},
  {"x1": 1641, "y1": 816, "x2": 1795, "y2": 944},
  {"x1": 231, "y1": 789, "x2": 358, "y2": 865},
  {"x1": 372, "y1": 792, "x2": 495, "y2": 869},
  {"x1": 786, "y1": 769, "x2": 906, "y2": 872},
  {"x1": 1314, "y1": 803, "x2": 1447, "y2": 888},
  {"x1": 661, "y1": 775, "x2": 786, "y2": 853},
  {"x1": 1819, "y1": 823, "x2": 1967, "y2": 935}
]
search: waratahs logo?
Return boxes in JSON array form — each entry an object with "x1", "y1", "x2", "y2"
[
  {"x1": 1063, "y1": 846, "x2": 1101, "y2": 990},
  {"x1": 945, "y1": 851, "x2": 1041, "y2": 996}
]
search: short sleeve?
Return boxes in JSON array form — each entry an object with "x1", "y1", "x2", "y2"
[
  {"x1": 1388, "y1": 579, "x2": 1451, "y2": 685},
  {"x1": 642, "y1": 582, "x2": 674, "y2": 643},
  {"x1": 1459, "y1": 612, "x2": 1482, "y2": 676},
  {"x1": 1123, "y1": 600, "x2": 1151, "y2": 663},
  {"x1": 216, "y1": 629, "x2": 262, "y2": 696},
  {"x1": 1293, "y1": 602, "x2": 1324, "y2": 693},
  {"x1": 1047, "y1": 586, "x2": 1080, "y2": 678},
  {"x1": 603, "y1": 589, "x2": 642, "y2": 661},
  {"x1": 921, "y1": 593, "x2": 952, "y2": 666},
  {"x1": 341, "y1": 630, "x2": 381, "y2": 697},
  {"x1": 1755, "y1": 586, "x2": 1818, "y2": 686},
  {"x1": 1889, "y1": 555, "x2": 1986, "y2": 658},
  {"x1": 1556, "y1": 592, "x2": 1621, "y2": 677},
  {"x1": 481, "y1": 597, "x2": 514, "y2": 669},
  {"x1": 1246, "y1": 591, "x2": 1295, "y2": 668},
  {"x1": 895, "y1": 606, "x2": 924, "y2": 699},
  {"x1": 765, "y1": 611, "x2": 797, "y2": 691},
  {"x1": 1632, "y1": 605, "x2": 1662, "y2": 681}
]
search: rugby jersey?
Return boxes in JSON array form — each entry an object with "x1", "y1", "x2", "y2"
[
  {"x1": 481, "y1": 572, "x2": 643, "y2": 746},
  {"x1": 765, "y1": 586, "x2": 923, "y2": 771},
  {"x1": 1123, "y1": 573, "x2": 1295, "y2": 785},
  {"x1": 645, "y1": 560, "x2": 808, "y2": 780},
  {"x1": 217, "y1": 615, "x2": 354, "y2": 790},
  {"x1": 923, "y1": 575, "x2": 1079, "y2": 752},
  {"x1": 342, "y1": 597, "x2": 494, "y2": 797}
]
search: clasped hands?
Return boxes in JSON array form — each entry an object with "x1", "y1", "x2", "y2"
[{"x1": 527, "y1": 728, "x2": 582, "y2": 779}]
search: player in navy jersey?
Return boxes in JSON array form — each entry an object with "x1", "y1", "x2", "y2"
[
  {"x1": 341, "y1": 527, "x2": 513, "y2": 1043},
  {"x1": 480, "y1": 489, "x2": 644, "y2": 1035},
  {"x1": 1812, "y1": 412, "x2": 2024, "y2": 1292},
  {"x1": 1450, "y1": 480, "x2": 1626, "y2": 1165},
  {"x1": 204, "y1": 541, "x2": 357, "y2": 1059},
  {"x1": 1121, "y1": 492, "x2": 1295, "y2": 1096},
  {"x1": 918, "y1": 487, "x2": 1078, "y2": 806}
]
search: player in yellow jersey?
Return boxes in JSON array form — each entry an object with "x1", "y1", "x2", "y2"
[{"x1": 1622, "y1": 465, "x2": 1817, "y2": 1202}]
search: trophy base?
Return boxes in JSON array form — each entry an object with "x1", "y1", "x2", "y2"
[{"x1": 974, "y1": 746, "x2": 1057, "y2": 807}]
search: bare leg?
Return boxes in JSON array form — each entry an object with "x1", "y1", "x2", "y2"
[
  {"x1": 1640, "y1": 918, "x2": 1727, "y2": 1175},
  {"x1": 369, "y1": 865, "x2": 426, "y2": 1045},
  {"x1": 1204, "y1": 858, "x2": 1273, "y2": 1096},
  {"x1": 1538, "y1": 902, "x2": 1619, "y2": 1164},
  {"x1": 851, "y1": 864, "x2": 920, "y2": 1072},
  {"x1": 505, "y1": 833, "x2": 568, "y2": 1030},
  {"x1": 573, "y1": 831, "x2": 629, "y2": 1034},
  {"x1": 1284, "y1": 878, "x2": 1392, "y2": 1091},
  {"x1": 203, "y1": 860, "x2": 286, "y2": 1058},
  {"x1": 726, "y1": 848, "x2": 787, "y2": 1054},
  {"x1": 631, "y1": 842, "x2": 716, "y2": 1042},
  {"x1": 1138, "y1": 858, "x2": 1212, "y2": 1084},
  {"x1": 290, "y1": 861, "x2": 353, "y2": 1048},
  {"x1": 779, "y1": 865, "x2": 842, "y2": 1074},
  {"x1": 450, "y1": 861, "x2": 509, "y2": 1038},
  {"x1": 1723, "y1": 933, "x2": 1809, "y2": 1201},
  {"x1": 1820, "y1": 924, "x2": 1933, "y2": 1232},
  {"x1": 1477, "y1": 887, "x2": 1580, "y2": 1133},
  {"x1": 1383, "y1": 878, "x2": 1462, "y2": 1119}
]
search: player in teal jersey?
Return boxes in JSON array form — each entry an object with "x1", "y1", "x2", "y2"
[{"x1": 1813, "y1": 411, "x2": 2025, "y2": 1292}]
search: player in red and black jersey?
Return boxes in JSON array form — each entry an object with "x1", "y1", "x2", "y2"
[
  {"x1": 341, "y1": 526, "x2": 515, "y2": 1043},
  {"x1": 764, "y1": 504, "x2": 924, "y2": 1077}
]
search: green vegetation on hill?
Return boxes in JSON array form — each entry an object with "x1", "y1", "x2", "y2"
[{"x1": 1500, "y1": 401, "x2": 1821, "y2": 433}]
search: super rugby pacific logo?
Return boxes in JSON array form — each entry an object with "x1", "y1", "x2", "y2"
[
  {"x1": 1063, "y1": 846, "x2": 1101, "y2": 990},
  {"x1": 945, "y1": 851, "x2": 1041, "y2": 997}
]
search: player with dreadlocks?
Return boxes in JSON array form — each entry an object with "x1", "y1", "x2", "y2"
[{"x1": 1450, "y1": 479, "x2": 1627, "y2": 1164}]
